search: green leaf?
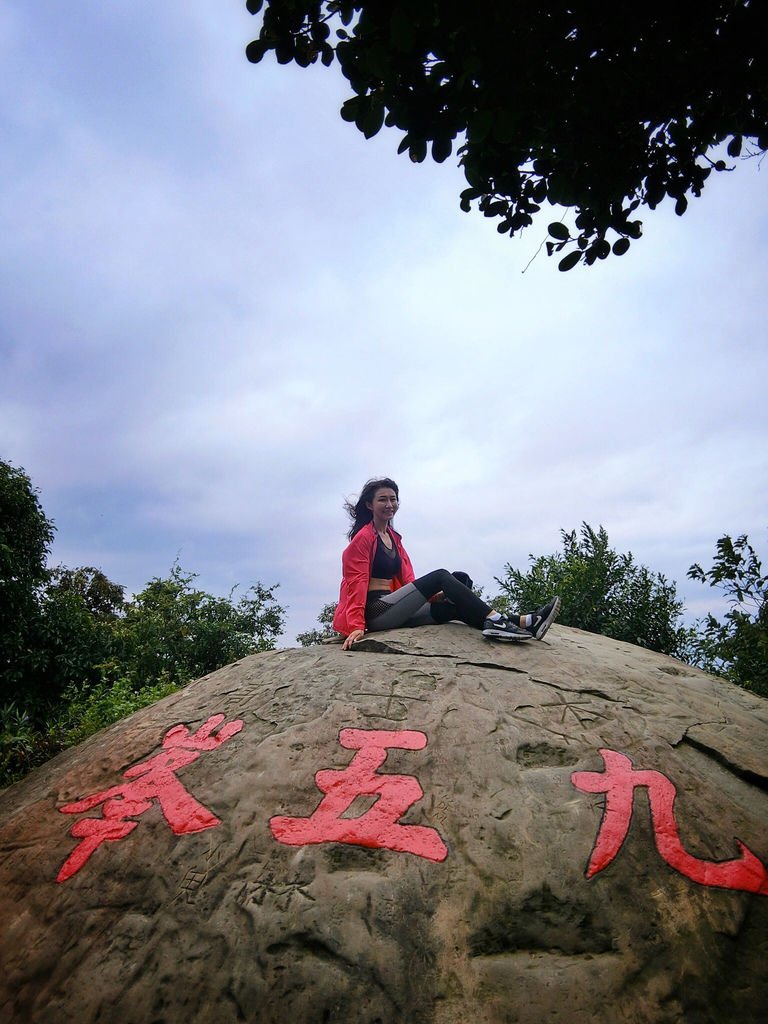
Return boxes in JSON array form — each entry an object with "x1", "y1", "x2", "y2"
[
  {"x1": 492, "y1": 108, "x2": 519, "y2": 144},
  {"x1": 432, "y1": 135, "x2": 453, "y2": 163},
  {"x1": 558, "y1": 250, "x2": 581, "y2": 272},
  {"x1": 245, "y1": 40, "x2": 268, "y2": 64},
  {"x1": 469, "y1": 109, "x2": 493, "y2": 144},
  {"x1": 310, "y1": 22, "x2": 330, "y2": 44},
  {"x1": 548, "y1": 222, "x2": 570, "y2": 240},
  {"x1": 390, "y1": 8, "x2": 414, "y2": 51},
  {"x1": 409, "y1": 137, "x2": 428, "y2": 163},
  {"x1": 340, "y1": 97, "x2": 360, "y2": 123},
  {"x1": 462, "y1": 162, "x2": 486, "y2": 189},
  {"x1": 275, "y1": 42, "x2": 295, "y2": 65},
  {"x1": 612, "y1": 237, "x2": 630, "y2": 255},
  {"x1": 727, "y1": 135, "x2": 742, "y2": 158},
  {"x1": 364, "y1": 43, "x2": 391, "y2": 79},
  {"x1": 359, "y1": 98, "x2": 385, "y2": 139},
  {"x1": 245, "y1": 0, "x2": 264, "y2": 14},
  {"x1": 459, "y1": 187, "x2": 479, "y2": 212}
]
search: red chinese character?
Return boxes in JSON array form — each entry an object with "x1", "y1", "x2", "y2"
[
  {"x1": 57, "y1": 714, "x2": 243, "y2": 883},
  {"x1": 270, "y1": 729, "x2": 448, "y2": 862},
  {"x1": 572, "y1": 748, "x2": 768, "y2": 895}
]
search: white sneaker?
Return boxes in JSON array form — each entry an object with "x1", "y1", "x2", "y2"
[
  {"x1": 521, "y1": 596, "x2": 561, "y2": 640},
  {"x1": 482, "y1": 617, "x2": 534, "y2": 642}
]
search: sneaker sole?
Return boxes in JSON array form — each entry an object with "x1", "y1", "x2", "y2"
[
  {"x1": 532, "y1": 597, "x2": 561, "y2": 640},
  {"x1": 482, "y1": 628, "x2": 533, "y2": 642}
]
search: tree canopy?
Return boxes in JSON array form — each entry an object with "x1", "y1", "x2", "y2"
[
  {"x1": 246, "y1": 1, "x2": 767, "y2": 268},
  {"x1": 296, "y1": 601, "x2": 338, "y2": 646},
  {"x1": 1, "y1": 459, "x2": 288, "y2": 786},
  {"x1": 111, "y1": 566, "x2": 285, "y2": 689},
  {"x1": 1, "y1": 461, "x2": 55, "y2": 698},
  {"x1": 687, "y1": 532, "x2": 767, "y2": 696},
  {"x1": 494, "y1": 523, "x2": 689, "y2": 656}
]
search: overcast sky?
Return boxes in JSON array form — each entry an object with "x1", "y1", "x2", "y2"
[{"x1": 2, "y1": 2, "x2": 766, "y2": 642}]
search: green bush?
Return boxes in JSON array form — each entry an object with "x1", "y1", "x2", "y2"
[
  {"x1": 296, "y1": 601, "x2": 339, "y2": 646},
  {"x1": 1, "y1": 461, "x2": 55, "y2": 705},
  {"x1": 0, "y1": 700, "x2": 60, "y2": 787},
  {"x1": 494, "y1": 523, "x2": 690, "y2": 657},
  {"x1": 2, "y1": 462, "x2": 290, "y2": 787},
  {"x1": 110, "y1": 564, "x2": 285, "y2": 686},
  {"x1": 53, "y1": 676, "x2": 181, "y2": 749},
  {"x1": 688, "y1": 533, "x2": 768, "y2": 697}
]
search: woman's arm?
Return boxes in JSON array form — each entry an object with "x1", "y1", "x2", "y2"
[
  {"x1": 342, "y1": 628, "x2": 366, "y2": 651},
  {"x1": 339, "y1": 530, "x2": 373, "y2": 636}
]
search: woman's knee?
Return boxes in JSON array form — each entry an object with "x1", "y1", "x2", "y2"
[
  {"x1": 431, "y1": 569, "x2": 450, "y2": 583},
  {"x1": 414, "y1": 568, "x2": 450, "y2": 597}
]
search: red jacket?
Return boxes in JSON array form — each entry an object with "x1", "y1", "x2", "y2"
[{"x1": 333, "y1": 522, "x2": 416, "y2": 636}]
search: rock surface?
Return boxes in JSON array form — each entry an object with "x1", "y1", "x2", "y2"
[{"x1": 1, "y1": 623, "x2": 767, "y2": 1024}]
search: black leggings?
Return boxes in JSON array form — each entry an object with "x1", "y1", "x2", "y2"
[{"x1": 365, "y1": 569, "x2": 492, "y2": 632}]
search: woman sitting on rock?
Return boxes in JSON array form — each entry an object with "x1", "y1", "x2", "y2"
[{"x1": 333, "y1": 477, "x2": 560, "y2": 651}]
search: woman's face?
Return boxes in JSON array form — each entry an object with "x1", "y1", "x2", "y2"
[{"x1": 367, "y1": 487, "x2": 399, "y2": 525}]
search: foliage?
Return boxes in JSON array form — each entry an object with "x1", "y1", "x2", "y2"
[
  {"x1": 494, "y1": 523, "x2": 689, "y2": 656},
  {"x1": 25, "y1": 584, "x2": 117, "y2": 711},
  {"x1": 0, "y1": 461, "x2": 55, "y2": 698},
  {"x1": 0, "y1": 567, "x2": 286, "y2": 789},
  {"x1": 12, "y1": 567, "x2": 128, "y2": 714},
  {"x1": 687, "y1": 533, "x2": 767, "y2": 697},
  {"x1": 297, "y1": 601, "x2": 339, "y2": 646},
  {"x1": 0, "y1": 462, "x2": 111, "y2": 715},
  {"x1": 48, "y1": 566, "x2": 125, "y2": 620},
  {"x1": 0, "y1": 677, "x2": 181, "y2": 788},
  {"x1": 0, "y1": 459, "x2": 289, "y2": 787},
  {"x1": 0, "y1": 700, "x2": 61, "y2": 788},
  {"x1": 0, "y1": 461, "x2": 54, "y2": 592},
  {"x1": 53, "y1": 676, "x2": 180, "y2": 750},
  {"x1": 109, "y1": 565, "x2": 285, "y2": 687},
  {"x1": 245, "y1": 1, "x2": 768, "y2": 268}
]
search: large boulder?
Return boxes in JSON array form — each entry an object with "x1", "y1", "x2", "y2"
[{"x1": 1, "y1": 624, "x2": 766, "y2": 1023}]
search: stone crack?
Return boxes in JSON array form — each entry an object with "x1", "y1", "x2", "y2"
[{"x1": 676, "y1": 733, "x2": 768, "y2": 793}]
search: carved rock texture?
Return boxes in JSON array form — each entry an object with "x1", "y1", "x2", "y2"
[{"x1": 1, "y1": 624, "x2": 767, "y2": 1024}]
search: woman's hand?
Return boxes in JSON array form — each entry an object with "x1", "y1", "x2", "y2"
[{"x1": 342, "y1": 629, "x2": 366, "y2": 650}]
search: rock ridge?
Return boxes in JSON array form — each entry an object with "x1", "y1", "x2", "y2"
[{"x1": 0, "y1": 623, "x2": 766, "y2": 1023}]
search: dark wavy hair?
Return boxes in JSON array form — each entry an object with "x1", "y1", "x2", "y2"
[{"x1": 344, "y1": 477, "x2": 400, "y2": 539}]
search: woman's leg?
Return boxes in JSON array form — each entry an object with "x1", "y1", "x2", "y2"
[
  {"x1": 506, "y1": 596, "x2": 562, "y2": 640},
  {"x1": 365, "y1": 583, "x2": 436, "y2": 632},
  {"x1": 367, "y1": 569, "x2": 493, "y2": 632},
  {"x1": 413, "y1": 568, "x2": 493, "y2": 627}
]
